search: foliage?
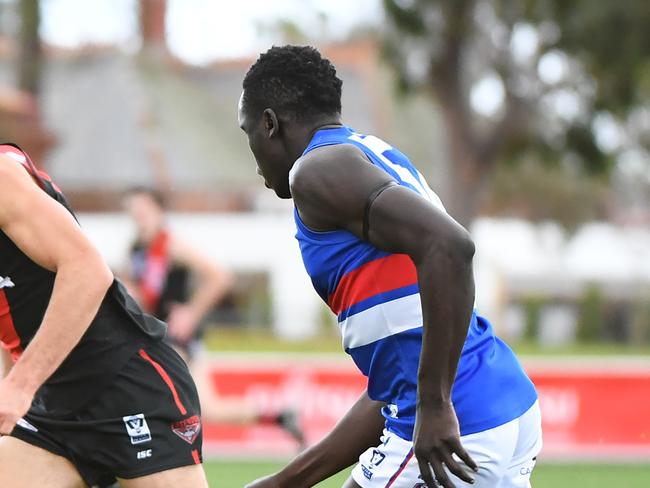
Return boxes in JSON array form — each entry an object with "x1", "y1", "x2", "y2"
[
  {"x1": 485, "y1": 160, "x2": 610, "y2": 230},
  {"x1": 382, "y1": 0, "x2": 650, "y2": 222},
  {"x1": 576, "y1": 284, "x2": 606, "y2": 342}
]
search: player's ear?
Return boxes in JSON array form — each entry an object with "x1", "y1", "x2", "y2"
[{"x1": 263, "y1": 108, "x2": 280, "y2": 138}]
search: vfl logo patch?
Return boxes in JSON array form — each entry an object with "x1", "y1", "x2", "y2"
[
  {"x1": 0, "y1": 276, "x2": 15, "y2": 289},
  {"x1": 123, "y1": 414, "x2": 152, "y2": 445},
  {"x1": 370, "y1": 449, "x2": 386, "y2": 467},
  {"x1": 171, "y1": 415, "x2": 201, "y2": 444}
]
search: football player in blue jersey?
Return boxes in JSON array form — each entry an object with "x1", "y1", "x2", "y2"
[{"x1": 239, "y1": 46, "x2": 541, "y2": 488}]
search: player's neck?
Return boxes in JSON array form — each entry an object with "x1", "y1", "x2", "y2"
[
  {"x1": 289, "y1": 115, "x2": 343, "y2": 158},
  {"x1": 308, "y1": 115, "x2": 343, "y2": 139}
]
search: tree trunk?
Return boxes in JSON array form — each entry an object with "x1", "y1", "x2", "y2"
[
  {"x1": 432, "y1": 78, "x2": 493, "y2": 227},
  {"x1": 18, "y1": 0, "x2": 41, "y2": 96},
  {"x1": 443, "y1": 117, "x2": 491, "y2": 227}
]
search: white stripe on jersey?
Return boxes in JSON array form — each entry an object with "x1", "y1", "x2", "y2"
[
  {"x1": 349, "y1": 133, "x2": 446, "y2": 211},
  {"x1": 340, "y1": 293, "x2": 423, "y2": 349}
]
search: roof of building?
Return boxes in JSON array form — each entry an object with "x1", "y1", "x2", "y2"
[{"x1": 1, "y1": 38, "x2": 447, "y2": 210}]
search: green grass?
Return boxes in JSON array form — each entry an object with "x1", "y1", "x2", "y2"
[
  {"x1": 204, "y1": 460, "x2": 650, "y2": 488},
  {"x1": 204, "y1": 328, "x2": 650, "y2": 356}
]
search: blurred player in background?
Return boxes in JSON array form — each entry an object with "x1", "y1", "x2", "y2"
[
  {"x1": 0, "y1": 144, "x2": 208, "y2": 487},
  {"x1": 239, "y1": 46, "x2": 542, "y2": 488},
  {"x1": 122, "y1": 187, "x2": 305, "y2": 447},
  {"x1": 122, "y1": 187, "x2": 231, "y2": 361}
]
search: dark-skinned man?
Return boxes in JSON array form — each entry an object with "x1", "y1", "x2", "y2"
[{"x1": 239, "y1": 46, "x2": 541, "y2": 488}]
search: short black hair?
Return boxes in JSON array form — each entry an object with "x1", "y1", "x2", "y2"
[
  {"x1": 124, "y1": 186, "x2": 167, "y2": 209},
  {"x1": 242, "y1": 45, "x2": 343, "y2": 121}
]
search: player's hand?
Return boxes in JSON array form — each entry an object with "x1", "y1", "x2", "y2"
[
  {"x1": 244, "y1": 474, "x2": 282, "y2": 488},
  {"x1": 0, "y1": 377, "x2": 34, "y2": 435},
  {"x1": 413, "y1": 401, "x2": 478, "y2": 488},
  {"x1": 166, "y1": 303, "x2": 200, "y2": 344}
]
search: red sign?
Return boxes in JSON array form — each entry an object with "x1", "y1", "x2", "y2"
[{"x1": 203, "y1": 355, "x2": 650, "y2": 460}]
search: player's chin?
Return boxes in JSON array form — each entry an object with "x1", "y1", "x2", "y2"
[{"x1": 273, "y1": 185, "x2": 292, "y2": 199}]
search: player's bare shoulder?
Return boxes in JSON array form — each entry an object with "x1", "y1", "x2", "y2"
[
  {"x1": 0, "y1": 155, "x2": 34, "y2": 225},
  {"x1": 289, "y1": 143, "x2": 372, "y2": 201},
  {"x1": 0, "y1": 153, "x2": 25, "y2": 183}
]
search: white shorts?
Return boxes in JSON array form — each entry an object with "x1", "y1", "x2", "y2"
[{"x1": 351, "y1": 401, "x2": 542, "y2": 488}]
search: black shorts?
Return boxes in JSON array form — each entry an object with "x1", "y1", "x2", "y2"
[{"x1": 10, "y1": 339, "x2": 203, "y2": 487}]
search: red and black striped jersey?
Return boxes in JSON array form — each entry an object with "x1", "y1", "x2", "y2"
[{"x1": 0, "y1": 143, "x2": 166, "y2": 416}]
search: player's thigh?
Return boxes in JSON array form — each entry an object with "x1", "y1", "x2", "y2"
[
  {"x1": 445, "y1": 420, "x2": 520, "y2": 488},
  {"x1": 0, "y1": 435, "x2": 85, "y2": 488},
  {"x1": 498, "y1": 402, "x2": 542, "y2": 488},
  {"x1": 118, "y1": 464, "x2": 208, "y2": 488}
]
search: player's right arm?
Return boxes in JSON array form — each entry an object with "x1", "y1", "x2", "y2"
[
  {"x1": 245, "y1": 390, "x2": 385, "y2": 488},
  {"x1": 0, "y1": 156, "x2": 114, "y2": 435}
]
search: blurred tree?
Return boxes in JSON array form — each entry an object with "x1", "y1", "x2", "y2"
[
  {"x1": 18, "y1": 0, "x2": 40, "y2": 95},
  {"x1": 382, "y1": 0, "x2": 650, "y2": 224},
  {"x1": 486, "y1": 161, "x2": 609, "y2": 231},
  {"x1": 576, "y1": 285, "x2": 606, "y2": 342}
]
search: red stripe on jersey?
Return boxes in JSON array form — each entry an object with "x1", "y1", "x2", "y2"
[
  {"x1": 0, "y1": 144, "x2": 61, "y2": 193},
  {"x1": 138, "y1": 348, "x2": 187, "y2": 416},
  {"x1": 328, "y1": 254, "x2": 418, "y2": 315},
  {"x1": 0, "y1": 290, "x2": 22, "y2": 361},
  {"x1": 191, "y1": 449, "x2": 201, "y2": 465}
]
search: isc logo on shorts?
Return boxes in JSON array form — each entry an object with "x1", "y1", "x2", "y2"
[
  {"x1": 123, "y1": 414, "x2": 152, "y2": 445},
  {"x1": 137, "y1": 449, "x2": 153, "y2": 460}
]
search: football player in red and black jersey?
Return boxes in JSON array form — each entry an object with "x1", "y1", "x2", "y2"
[{"x1": 0, "y1": 144, "x2": 208, "y2": 487}]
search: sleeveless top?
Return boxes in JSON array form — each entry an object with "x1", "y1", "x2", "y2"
[
  {"x1": 129, "y1": 229, "x2": 190, "y2": 321},
  {"x1": 292, "y1": 127, "x2": 538, "y2": 440},
  {"x1": 0, "y1": 143, "x2": 166, "y2": 416}
]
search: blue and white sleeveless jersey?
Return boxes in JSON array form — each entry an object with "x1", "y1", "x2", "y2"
[{"x1": 292, "y1": 126, "x2": 538, "y2": 441}]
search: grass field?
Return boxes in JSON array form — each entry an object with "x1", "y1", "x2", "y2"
[{"x1": 203, "y1": 461, "x2": 650, "y2": 487}]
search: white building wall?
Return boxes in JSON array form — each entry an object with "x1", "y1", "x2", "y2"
[
  {"x1": 79, "y1": 213, "x2": 650, "y2": 340},
  {"x1": 78, "y1": 212, "x2": 321, "y2": 340}
]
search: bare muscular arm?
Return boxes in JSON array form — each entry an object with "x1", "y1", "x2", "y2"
[
  {"x1": 0, "y1": 156, "x2": 113, "y2": 434},
  {"x1": 166, "y1": 236, "x2": 233, "y2": 344},
  {"x1": 246, "y1": 391, "x2": 385, "y2": 488}
]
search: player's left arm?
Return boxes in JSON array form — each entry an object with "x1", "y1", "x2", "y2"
[
  {"x1": 291, "y1": 144, "x2": 478, "y2": 488},
  {"x1": 0, "y1": 157, "x2": 113, "y2": 435},
  {"x1": 167, "y1": 236, "x2": 233, "y2": 343},
  {"x1": 245, "y1": 390, "x2": 385, "y2": 488}
]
